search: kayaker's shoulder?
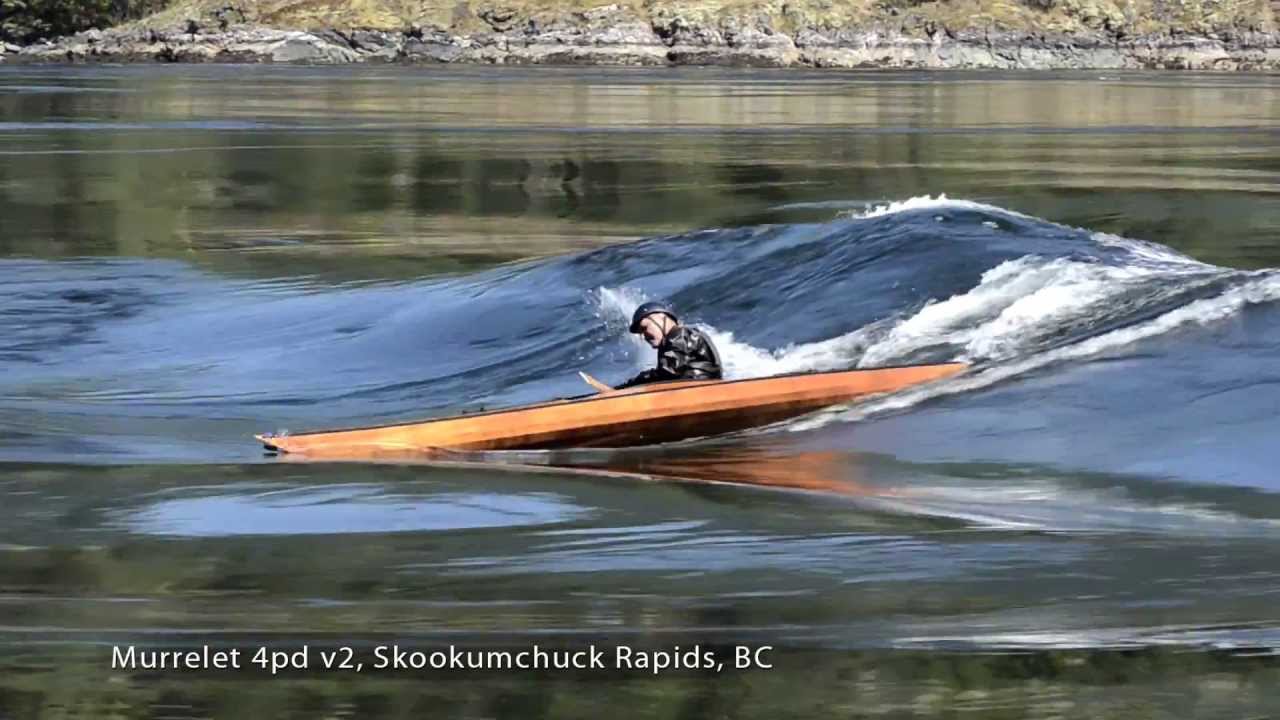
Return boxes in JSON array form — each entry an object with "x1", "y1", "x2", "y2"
[{"x1": 667, "y1": 325, "x2": 715, "y2": 348}]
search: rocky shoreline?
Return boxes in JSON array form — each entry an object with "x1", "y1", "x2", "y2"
[{"x1": 2, "y1": 5, "x2": 1278, "y2": 70}]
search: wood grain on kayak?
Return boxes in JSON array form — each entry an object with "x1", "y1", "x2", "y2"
[{"x1": 256, "y1": 362, "x2": 966, "y2": 458}]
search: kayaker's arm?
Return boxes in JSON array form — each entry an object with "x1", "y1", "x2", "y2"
[{"x1": 615, "y1": 367, "x2": 668, "y2": 390}]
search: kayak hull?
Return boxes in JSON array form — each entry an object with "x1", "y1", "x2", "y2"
[{"x1": 256, "y1": 362, "x2": 966, "y2": 458}]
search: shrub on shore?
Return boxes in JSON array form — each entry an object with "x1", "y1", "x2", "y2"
[{"x1": 0, "y1": 0, "x2": 168, "y2": 44}]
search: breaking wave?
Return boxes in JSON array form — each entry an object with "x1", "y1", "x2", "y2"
[{"x1": 591, "y1": 195, "x2": 1273, "y2": 432}]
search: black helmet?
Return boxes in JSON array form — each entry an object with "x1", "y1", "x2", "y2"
[{"x1": 629, "y1": 301, "x2": 678, "y2": 333}]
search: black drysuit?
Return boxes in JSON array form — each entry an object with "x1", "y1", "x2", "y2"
[{"x1": 618, "y1": 326, "x2": 723, "y2": 389}]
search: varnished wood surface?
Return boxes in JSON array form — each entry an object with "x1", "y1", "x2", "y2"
[{"x1": 256, "y1": 362, "x2": 967, "y2": 458}]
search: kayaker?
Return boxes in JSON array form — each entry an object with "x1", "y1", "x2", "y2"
[{"x1": 616, "y1": 301, "x2": 723, "y2": 389}]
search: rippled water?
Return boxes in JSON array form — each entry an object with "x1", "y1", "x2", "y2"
[{"x1": 2, "y1": 66, "x2": 1280, "y2": 718}]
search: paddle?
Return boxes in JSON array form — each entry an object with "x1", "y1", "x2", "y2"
[{"x1": 578, "y1": 371, "x2": 615, "y2": 394}]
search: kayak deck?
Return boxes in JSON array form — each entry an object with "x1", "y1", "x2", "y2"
[{"x1": 256, "y1": 362, "x2": 966, "y2": 459}]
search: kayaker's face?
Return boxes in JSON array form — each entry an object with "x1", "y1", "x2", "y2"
[{"x1": 639, "y1": 316, "x2": 669, "y2": 348}]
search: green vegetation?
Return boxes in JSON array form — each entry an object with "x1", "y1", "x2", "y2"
[{"x1": 0, "y1": 0, "x2": 168, "y2": 43}]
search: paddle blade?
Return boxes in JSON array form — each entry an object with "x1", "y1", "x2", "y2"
[{"x1": 579, "y1": 371, "x2": 614, "y2": 393}]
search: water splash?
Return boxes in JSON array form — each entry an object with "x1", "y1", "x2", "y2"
[
  {"x1": 840, "y1": 194, "x2": 1033, "y2": 221},
  {"x1": 793, "y1": 271, "x2": 1280, "y2": 430}
]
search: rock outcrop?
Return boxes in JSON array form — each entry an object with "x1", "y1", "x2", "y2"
[{"x1": 5, "y1": 0, "x2": 1279, "y2": 68}]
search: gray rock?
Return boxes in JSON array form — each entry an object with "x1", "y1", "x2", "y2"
[
  {"x1": 652, "y1": 16, "x2": 725, "y2": 46},
  {"x1": 349, "y1": 31, "x2": 403, "y2": 61},
  {"x1": 347, "y1": 29, "x2": 400, "y2": 54},
  {"x1": 275, "y1": 40, "x2": 333, "y2": 63},
  {"x1": 578, "y1": 4, "x2": 626, "y2": 23},
  {"x1": 508, "y1": 43, "x2": 667, "y2": 64},
  {"x1": 585, "y1": 21, "x2": 659, "y2": 46},
  {"x1": 404, "y1": 38, "x2": 464, "y2": 62},
  {"x1": 19, "y1": 42, "x2": 73, "y2": 61},
  {"x1": 313, "y1": 29, "x2": 353, "y2": 48},
  {"x1": 522, "y1": 14, "x2": 660, "y2": 49},
  {"x1": 478, "y1": 6, "x2": 520, "y2": 32},
  {"x1": 7, "y1": 15, "x2": 1280, "y2": 69},
  {"x1": 258, "y1": 32, "x2": 358, "y2": 63}
]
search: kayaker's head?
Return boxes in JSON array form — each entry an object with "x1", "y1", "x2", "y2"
[{"x1": 629, "y1": 301, "x2": 679, "y2": 348}]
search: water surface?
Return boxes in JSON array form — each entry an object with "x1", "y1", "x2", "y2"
[{"x1": 2, "y1": 65, "x2": 1280, "y2": 719}]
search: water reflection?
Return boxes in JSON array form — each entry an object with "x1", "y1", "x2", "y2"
[
  {"x1": 122, "y1": 484, "x2": 589, "y2": 537},
  {"x1": 568, "y1": 443, "x2": 872, "y2": 495},
  {"x1": 4, "y1": 66, "x2": 1280, "y2": 720},
  {"x1": 1, "y1": 67, "x2": 1278, "y2": 278}
]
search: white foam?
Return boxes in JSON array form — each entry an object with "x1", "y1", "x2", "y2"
[
  {"x1": 957, "y1": 261, "x2": 1141, "y2": 361},
  {"x1": 1091, "y1": 231, "x2": 1210, "y2": 270},
  {"x1": 840, "y1": 194, "x2": 1034, "y2": 221},
  {"x1": 857, "y1": 257, "x2": 1164, "y2": 366},
  {"x1": 867, "y1": 477, "x2": 1280, "y2": 536},
  {"x1": 794, "y1": 272, "x2": 1280, "y2": 429},
  {"x1": 698, "y1": 321, "x2": 890, "y2": 380},
  {"x1": 596, "y1": 261, "x2": 1268, "y2": 396},
  {"x1": 593, "y1": 286, "x2": 653, "y2": 369},
  {"x1": 592, "y1": 198, "x2": 1270, "y2": 416},
  {"x1": 594, "y1": 286, "x2": 648, "y2": 328}
]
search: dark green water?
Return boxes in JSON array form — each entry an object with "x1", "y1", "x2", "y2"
[{"x1": 2, "y1": 66, "x2": 1280, "y2": 719}]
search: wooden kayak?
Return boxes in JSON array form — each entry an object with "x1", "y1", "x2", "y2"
[{"x1": 256, "y1": 362, "x2": 966, "y2": 459}]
